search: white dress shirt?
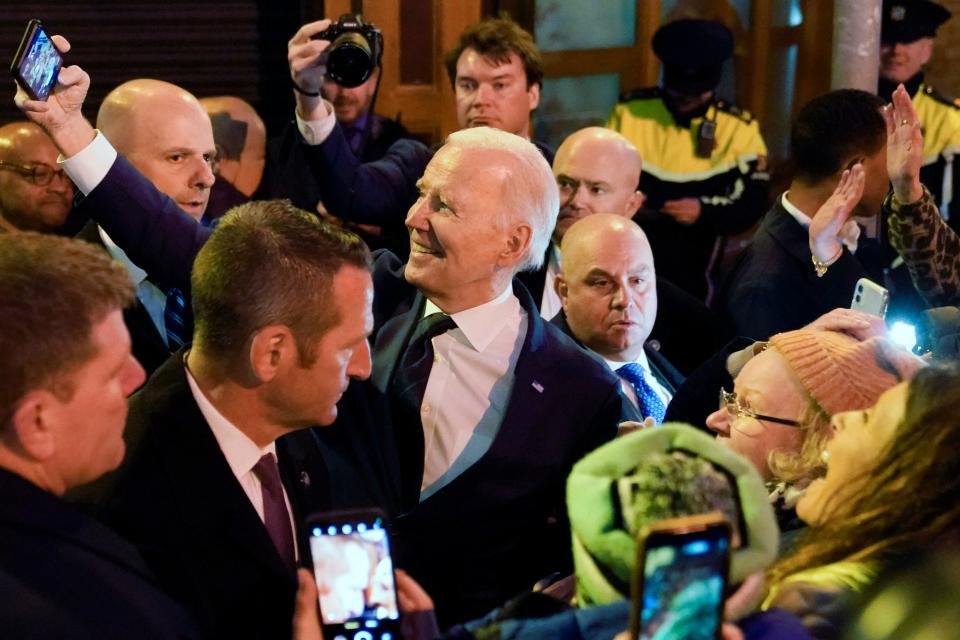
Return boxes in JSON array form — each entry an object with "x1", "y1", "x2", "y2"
[
  {"x1": 99, "y1": 227, "x2": 170, "y2": 347},
  {"x1": 296, "y1": 101, "x2": 339, "y2": 146},
  {"x1": 185, "y1": 368, "x2": 299, "y2": 557},
  {"x1": 603, "y1": 350, "x2": 672, "y2": 414},
  {"x1": 539, "y1": 244, "x2": 563, "y2": 320},
  {"x1": 59, "y1": 131, "x2": 116, "y2": 195},
  {"x1": 781, "y1": 191, "x2": 861, "y2": 254},
  {"x1": 419, "y1": 286, "x2": 527, "y2": 500}
]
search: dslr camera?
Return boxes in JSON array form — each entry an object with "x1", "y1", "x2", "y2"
[{"x1": 315, "y1": 14, "x2": 383, "y2": 88}]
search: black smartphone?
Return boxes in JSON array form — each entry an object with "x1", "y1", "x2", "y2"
[
  {"x1": 10, "y1": 19, "x2": 63, "y2": 101},
  {"x1": 307, "y1": 508, "x2": 400, "y2": 640},
  {"x1": 630, "y1": 513, "x2": 731, "y2": 640}
]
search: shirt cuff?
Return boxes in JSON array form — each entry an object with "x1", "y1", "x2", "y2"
[
  {"x1": 59, "y1": 131, "x2": 117, "y2": 196},
  {"x1": 295, "y1": 100, "x2": 337, "y2": 146}
]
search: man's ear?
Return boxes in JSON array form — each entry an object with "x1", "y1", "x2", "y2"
[
  {"x1": 249, "y1": 325, "x2": 296, "y2": 383},
  {"x1": 8, "y1": 390, "x2": 58, "y2": 460},
  {"x1": 527, "y1": 82, "x2": 541, "y2": 111},
  {"x1": 624, "y1": 190, "x2": 645, "y2": 217},
  {"x1": 499, "y1": 223, "x2": 533, "y2": 269},
  {"x1": 555, "y1": 273, "x2": 570, "y2": 309}
]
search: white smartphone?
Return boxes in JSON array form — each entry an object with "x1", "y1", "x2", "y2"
[{"x1": 850, "y1": 278, "x2": 889, "y2": 318}]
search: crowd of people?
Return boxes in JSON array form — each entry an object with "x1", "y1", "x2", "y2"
[{"x1": 2, "y1": 1, "x2": 960, "y2": 639}]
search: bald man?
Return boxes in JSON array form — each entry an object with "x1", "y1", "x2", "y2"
[
  {"x1": 96, "y1": 79, "x2": 217, "y2": 221},
  {"x1": 553, "y1": 214, "x2": 683, "y2": 424},
  {"x1": 72, "y1": 79, "x2": 216, "y2": 376},
  {"x1": 0, "y1": 121, "x2": 72, "y2": 233},
  {"x1": 518, "y1": 127, "x2": 644, "y2": 318}
]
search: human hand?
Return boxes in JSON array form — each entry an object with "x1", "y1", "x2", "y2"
[
  {"x1": 661, "y1": 198, "x2": 702, "y2": 225},
  {"x1": 13, "y1": 35, "x2": 95, "y2": 157},
  {"x1": 808, "y1": 163, "x2": 864, "y2": 262},
  {"x1": 292, "y1": 568, "x2": 324, "y2": 640},
  {"x1": 882, "y1": 83, "x2": 924, "y2": 204},
  {"x1": 395, "y1": 569, "x2": 434, "y2": 613},
  {"x1": 724, "y1": 572, "x2": 765, "y2": 621},
  {"x1": 806, "y1": 307, "x2": 886, "y2": 340},
  {"x1": 288, "y1": 19, "x2": 333, "y2": 118},
  {"x1": 617, "y1": 417, "x2": 655, "y2": 437}
]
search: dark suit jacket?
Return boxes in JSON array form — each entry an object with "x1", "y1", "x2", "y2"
[
  {"x1": 102, "y1": 355, "x2": 334, "y2": 639},
  {"x1": 0, "y1": 468, "x2": 198, "y2": 639},
  {"x1": 75, "y1": 221, "x2": 172, "y2": 378},
  {"x1": 355, "y1": 252, "x2": 620, "y2": 626},
  {"x1": 518, "y1": 255, "x2": 726, "y2": 375},
  {"x1": 549, "y1": 310, "x2": 685, "y2": 423},
  {"x1": 720, "y1": 199, "x2": 877, "y2": 341}
]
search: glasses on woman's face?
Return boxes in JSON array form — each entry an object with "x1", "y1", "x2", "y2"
[
  {"x1": 719, "y1": 388, "x2": 801, "y2": 428},
  {"x1": 0, "y1": 161, "x2": 69, "y2": 187}
]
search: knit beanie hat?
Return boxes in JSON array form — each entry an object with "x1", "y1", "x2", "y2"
[
  {"x1": 768, "y1": 330, "x2": 926, "y2": 416},
  {"x1": 567, "y1": 424, "x2": 779, "y2": 607}
]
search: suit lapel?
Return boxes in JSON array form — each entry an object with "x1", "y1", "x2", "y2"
[
  {"x1": 373, "y1": 293, "x2": 427, "y2": 505},
  {"x1": 149, "y1": 360, "x2": 295, "y2": 579}
]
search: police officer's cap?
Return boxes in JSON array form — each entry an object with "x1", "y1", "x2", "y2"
[
  {"x1": 653, "y1": 19, "x2": 734, "y2": 95},
  {"x1": 882, "y1": 0, "x2": 951, "y2": 44}
]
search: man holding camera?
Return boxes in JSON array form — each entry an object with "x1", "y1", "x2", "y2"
[{"x1": 287, "y1": 15, "x2": 549, "y2": 250}]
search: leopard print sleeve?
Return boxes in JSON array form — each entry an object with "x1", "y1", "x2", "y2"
[{"x1": 886, "y1": 186, "x2": 960, "y2": 307}]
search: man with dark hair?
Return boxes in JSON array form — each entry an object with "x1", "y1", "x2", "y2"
[
  {"x1": 99, "y1": 201, "x2": 376, "y2": 639},
  {"x1": 608, "y1": 19, "x2": 770, "y2": 302},
  {"x1": 0, "y1": 233, "x2": 198, "y2": 637},
  {"x1": 284, "y1": 15, "x2": 550, "y2": 255},
  {"x1": 720, "y1": 89, "x2": 890, "y2": 339},
  {"x1": 0, "y1": 121, "x2": 73, "y2": 233}
]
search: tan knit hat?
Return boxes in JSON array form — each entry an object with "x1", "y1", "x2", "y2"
[{"x1": 768, "y1": 329, "x2": 926, "y2": 416}]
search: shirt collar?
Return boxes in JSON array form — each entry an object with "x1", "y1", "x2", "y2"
[
  {"x1": 423, "y1": 285, "x2": 518, "y2": 352},
  {"x1": 98, "y1": 226, "x2": 148, "y2": 286},
  {"x1": 184, "y1": 365, "x2": 276, "y2": 480},
  {"x1": 604, "y1": 348, "x2": 653, "y2": 376},
  {"x1": 781, "y1": 192, "x2": 861, "y2": 254}
]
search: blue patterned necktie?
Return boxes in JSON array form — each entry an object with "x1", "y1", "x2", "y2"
[
  {"x1": 616, "y1": 362, "x2": 667, "y2": 424},
  {"x1": 163, "y1": 287, "x2": 189, "y2": 351}
]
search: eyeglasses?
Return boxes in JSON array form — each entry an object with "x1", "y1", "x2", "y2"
[
  {"x1": 719, "y1": 388, "x2": 801, "y2": 427},
  {"x1": 0, "y1": 161, "x2": 70, "y2": 187}
]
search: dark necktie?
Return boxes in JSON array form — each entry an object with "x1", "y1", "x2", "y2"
[
  {"x1": 616, "y1": 362, "x2": 667, "y2": 424},
  {"x1": 391, "y1": 313, "x2": 457, "y2": 423},
  {"x1": 164, "y1": 287, "x2": 190, "y2": 350},
  {"x1": 252, "y1": 453, "x2": 296, "y2": 574}
]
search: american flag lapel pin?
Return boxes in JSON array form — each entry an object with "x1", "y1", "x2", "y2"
[{"x1": 531, "y1": 381, "x2": 544, "y2": 393}]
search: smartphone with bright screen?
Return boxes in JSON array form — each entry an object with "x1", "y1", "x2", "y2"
[
  {"x1": 10, "y1": 20, "x2": 63, "y2": 101},
  {"x1": 308, "y1": 509, "x2": 400, "y2": 640},
  {"x1": 631, "y1": 514, "x2": 731, "y2": 640}
]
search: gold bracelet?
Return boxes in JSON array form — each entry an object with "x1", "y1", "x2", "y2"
[{"x1": 812, "y1": 246, "x2": 842, "y2": 277}]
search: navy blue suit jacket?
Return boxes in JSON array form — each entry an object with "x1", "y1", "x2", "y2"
[
  {"x1": 0, "y1": 468, "x2": 199, "y2": 639},
  {"x1": 358, "y1": 252, "x2": 620, "y2": 626}
]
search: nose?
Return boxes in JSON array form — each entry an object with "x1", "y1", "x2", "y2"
[
  {"x1": 610, "y1": 280, "x2": 633, "y2": 309},
  {"x1": 47, "y1": 171, "x2": 73, "y2": 194},
  {"x1": 349, "y1": 339, "x2": 372, "y2": 381},
  {"x1": 405, "y1": 197, "x2": 431, "y2": 231},
  {"x1": 568, "y1": 184, "x2": 589, "y2": 210},
  {"x1": 193, "y1": 157, "x2": 216, "y2": 189},
  {"x1": 705, "y1": 408, "x2": 731, "y2": 437},
  {"x1": 123, "y1": 355, "x2": 147, "y2": 395},
  {"x1": 475, "y1": 82, "x2": 494, "y2": 105}
]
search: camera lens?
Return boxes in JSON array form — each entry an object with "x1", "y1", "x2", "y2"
[
  {"x1": 855, "y1": 294, "x2": 861, "y2": 303},
  {"x1": 327, "y1": 32, "x2": 374, "y2": 88}
]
